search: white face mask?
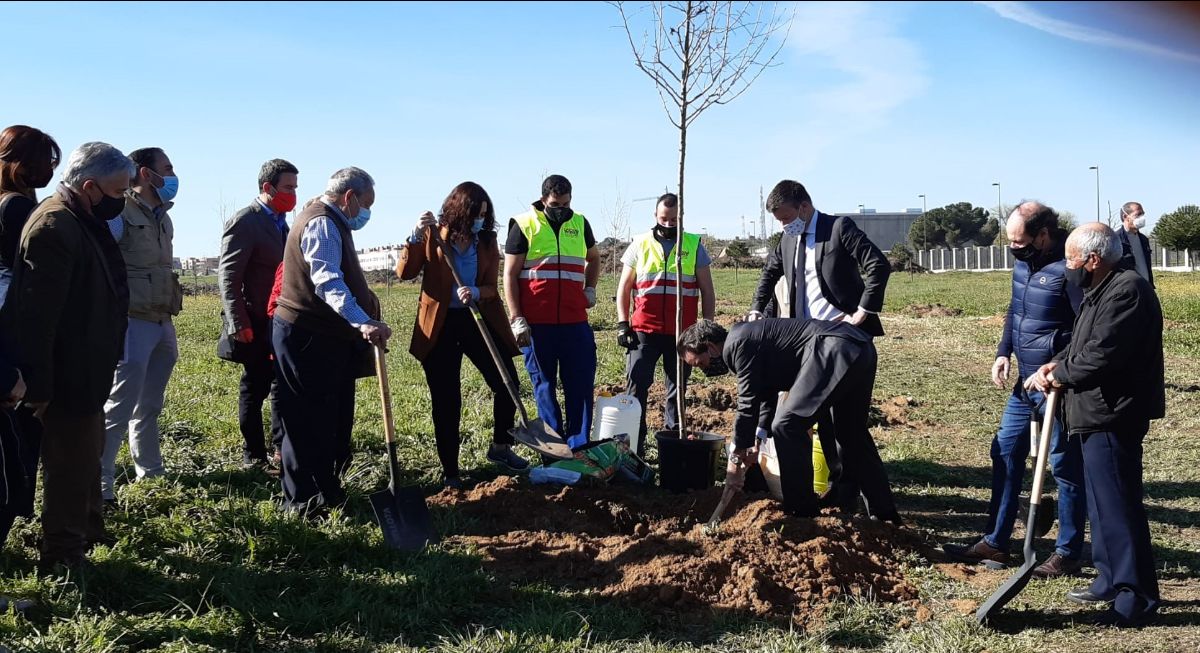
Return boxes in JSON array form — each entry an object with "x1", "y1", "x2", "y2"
[{"x1": 1132, "y1": 216, "x2": 1146, "y2": 230}]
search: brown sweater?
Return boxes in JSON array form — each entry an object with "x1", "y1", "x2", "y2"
[
  {"x1": 274, "y1": 201, "x2": 379, "y2": 341},
  {"x1": 397, "y1": 226, "x2": 518, "y2": 362}
]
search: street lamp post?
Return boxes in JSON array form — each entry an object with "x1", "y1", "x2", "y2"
[
  {"x1": 918, "y1": 193, "x2": 927, "y2": 251},
  {"x1": 992, "y1": 182, "x2": 1001, "y2": 225},
  {"x1": 1089, "y1": 166, "x2": 1101, "y2": 223},
  {"x1": 857, "y1": 203, "x2": 864, "y2": 214}
]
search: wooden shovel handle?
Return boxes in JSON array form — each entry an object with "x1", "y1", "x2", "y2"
[{"x1": 375, "y1": 345, "x2": 396, "y2": 446}]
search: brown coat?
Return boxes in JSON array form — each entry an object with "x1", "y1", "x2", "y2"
[{"x1": 398, "y1": 226, "x2": 518, "y2": 362}]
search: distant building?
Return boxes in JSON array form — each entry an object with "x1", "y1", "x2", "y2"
[
  {"x1": 171, "y1": 257, "x2": 182, "y2": 271},
  {"x1": 180, "y1": 256, "x2": 219, "y2": 275},
  {"x1": 357, "y1": 246, "x2": 404, "y2": 272},
  {"x1": 842, "y1": 209, "x2": 921, "y2": 252}
]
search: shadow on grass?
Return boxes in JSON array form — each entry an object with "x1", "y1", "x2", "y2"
[{"x1": 887, "y1": 459, "x2": 991, "y2": 490}]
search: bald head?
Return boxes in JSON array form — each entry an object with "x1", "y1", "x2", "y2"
[{"x1": 1005, "y1": 200, "x2": 1060, "y2": 251}]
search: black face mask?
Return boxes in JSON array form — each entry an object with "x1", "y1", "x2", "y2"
[
  {"x1": 544, "y1": 206, "x2": 574, "y2": 223},
  {"x1": 1010, "y1": 243, "x2": 1038, "y2": 262},
  {"x1": 91, "y1": 192, "x2": 126, "y2": 221},
  {"x1": 701, "y1": 352, "x2": 729, "y2": 378},
  {"x1": 653, "y1": 224, "x2": 678, "y2": 241},
  {"x1": 1065, "y1": 264, "x2": 1093, "y2": 289}
]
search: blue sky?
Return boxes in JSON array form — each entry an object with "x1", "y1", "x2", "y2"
[{"x1": 4, "y1": 1, "x2": 1198, "y2": 256}]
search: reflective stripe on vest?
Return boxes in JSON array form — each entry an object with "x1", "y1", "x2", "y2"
[
  {"x1": 514, "y1": 209, "x2": 589, "y2": 324},
  {"x1": 630, "y1": 231, "x2": 701, "y2": 334}
]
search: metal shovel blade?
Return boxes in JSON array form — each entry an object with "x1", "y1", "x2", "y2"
[
  {"x1": 975, "y1": 542, "x2": 1038, "y2": 624},
  {"x1": 370, "y1": 484, "x2": 437, "y2": 552},
  {"x1": 510, "y1": 417, "x2": 574, "y2": 460}
]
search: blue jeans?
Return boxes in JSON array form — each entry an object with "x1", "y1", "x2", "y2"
[
  {"x1": 522, "y1": 322, "x2": 596, "y2": 449},
  {"x1": 984, "y1": 389, "x2": 1086, "y2": 558}
]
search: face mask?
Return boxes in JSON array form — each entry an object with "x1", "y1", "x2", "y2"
[
  {"x1": 91, "y1": 190, "x2": 126, "y2": 221},
  {"x1": 1132, "y1": 216, "x2": 1146, "y2": 230},
  {"x1": 472, "y1": 217, "x2": 485, "y2": 234},
  {"x1": 348, "y1": 206, "x2": 371, "y2": 231},
  {"x1": 653, "y1": 224, "x2": 678, "y2": 240},
  {"x1": 544, "y1": 206, "x2": 574, "y2": 223},
  {"x1": 268, "y1": 190, "x2": 297, "y2": 214},
  {"x1": 701, "y1": 353, "x2": 730, "y2": 378},
  {"x1": 1010, "y1": 242, "x2": 1038, "y2": 262},
  {"x1": 153, "y1": 174, "x2": 179, "y2": 203},
  {"x1": 25, "y1": 167, "x2": 54, "y2": 189},
  {"x1": 782, "y1": 219, "x2": 805, "y2": 237},
  {"x1": 1065, "y1": 263, "x2": 1093, "y2": 289}
]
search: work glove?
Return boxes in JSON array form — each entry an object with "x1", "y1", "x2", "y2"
[
  {"x1": 584, "y1": 286, "x2": 597, "y2": 309},
  {"x1": 745, "y1": 310, "x2": 765, "y2": 322},
  {"x1": 616, "y1": 321, "x2": 638, "y2": 350},
  {"x1": 511, "y1": 316, "x2": 531, "y2": 348}
]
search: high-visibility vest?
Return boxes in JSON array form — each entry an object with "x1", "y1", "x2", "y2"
[
  {"x1": 629, "y1": 230, "x2": 701, "y2": 334},
  {"x1": 515, "y1": 209, "x2": 589, "y2": 324}
]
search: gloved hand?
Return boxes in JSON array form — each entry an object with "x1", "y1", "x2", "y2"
[
  {"x1": 408, "y1": 211, "x2": 437, "y2": 244},
  {"x1": 511, "y1": 316, "x2": 531, "y2": 348},
  {"x1": 745, "y1": 310, "x2": 765, "y2": 322},
  {"x1": 584, "y1": 286, "x2": 597, "y2": 309},
  {"x1": 616, "y1": 321, "x2": 638, "y2": 350}
]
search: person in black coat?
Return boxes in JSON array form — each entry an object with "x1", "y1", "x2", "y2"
[
  {"x1": 1116, "y1": 201, "x2": 1154, "y2": 287},
  {"x1": 677, "y1": 318, "x2": 900, "y2": 522},
  {"x1": 747, "y1": 180, "x2": 891, "y2": 514},
  {"x1": 1026, "y1": 222, "x2": 1164, "y2": 627}
]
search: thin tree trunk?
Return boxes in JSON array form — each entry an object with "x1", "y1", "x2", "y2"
[{"x1": 675, "y1": 0, "x2": 692, "y2": 439}]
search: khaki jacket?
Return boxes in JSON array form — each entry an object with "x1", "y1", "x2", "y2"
[{"x1": 118, "y1": 192, "x2": 182, "y2": 322}]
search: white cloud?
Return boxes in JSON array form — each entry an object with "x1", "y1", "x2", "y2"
[
  {"x1": 977, "y1": 1, "x2": 1200, "y2": 65},
  {"x1": 781, "y1": 2, "x2": 930, "y2": 169}
]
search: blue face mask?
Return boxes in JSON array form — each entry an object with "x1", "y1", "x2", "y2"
[
  {"x1": 348, "y1": 206, "x2": 371, "y2": 231},
  {"x1": 152, "y1": 172, "x2": 179, "y2": 203},
  {"x1": 471, "y1": 217, "x2": 484, "y2": 234}
]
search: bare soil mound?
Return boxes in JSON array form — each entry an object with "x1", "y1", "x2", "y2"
[
  {"x1": 430, "y1": 476, "x2": 923, "y2": 627},
  {"x1": 902, "y1": 303, "x2": 963, "y2": 318}
]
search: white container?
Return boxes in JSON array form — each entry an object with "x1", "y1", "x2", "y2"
[{"x1": 591, "y1": 393, "x2": 643, "y2": 453}]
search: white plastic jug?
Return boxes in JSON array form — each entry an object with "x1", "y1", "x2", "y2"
[{"x1": 591, "y1": 393, "x2": 643, "y2": 453}]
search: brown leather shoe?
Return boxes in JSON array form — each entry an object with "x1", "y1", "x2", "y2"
[
  {"x1": 1033, "y1": 553, "x2": 1082, "y2": 578},
  {"x1": 942, "y1": 539, "x2": 1010, "y2": 567}
]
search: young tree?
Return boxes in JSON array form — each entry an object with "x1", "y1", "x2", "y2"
[
  {"x1": 1153, "y1": 204, "x2": 1200, "y2": 269},
  {"x1": 599, "y1": 189, "x2": 632, "y2": 275},
  {"x1": 614, "y1": 0, "x2": 790, "y2": 434}
]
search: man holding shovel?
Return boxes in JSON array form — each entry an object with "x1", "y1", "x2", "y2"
[
  {"x1": 1026, "y1": 223, "x2": 1164, "y2": 628},
  {"x1": 504, "y1": 175, "x2": 601, "y2": 450},
  {"x1": 677, "y1": 318, "x2": 900, "y2": 522},
  {"x1": 944, "y1": 202, "x2": 1087, "y2": 578}
]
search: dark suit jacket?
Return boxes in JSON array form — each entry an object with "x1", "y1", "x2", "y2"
[
  {"x1": 0, "y1": 187, "x2": 129, "y2": 414},
  {"x1": 752, "y1": 213, "x2": 890, "y2": 337},
  {"x1": 723, "y1": 318, "x2": 874, "y2": 448},
  {"x1": 397, "y1": 226, "x2": 518, "y2": 362},
  {"x1": 218, "y1": 201, "x2": 288, "y2": 337},
  {"x1": 1117, "y1": 227, "x2": 1154, "y2": 288}
]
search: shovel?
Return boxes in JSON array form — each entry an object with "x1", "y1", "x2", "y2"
[
  {"x1": 431, "y1": 231, "x2": 572, "y2": 460},
  {"x1": 1026, "y1": 398, "x2": 1056, "y2": 539},
  {"x1": 976, "y1": 387, "x2": 1060, "y2": 625},
  {"x1": 704, "y1": 450, "x2": 754, "y2": 535},
  {"x1": 370, "y1": 345, "x2": 437, "y2": 551}
]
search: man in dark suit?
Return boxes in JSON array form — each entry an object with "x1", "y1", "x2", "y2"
[
  {"x1": 748, "y1": 180, "x2": 891, "y2": 513},
  {"x1": 1026, "y1": 222, "x2": 1164, "y2": 627},
  {"x1": 218, "y1": 159, "x2": 298, "y2": 470},
  {"x1": 1, "y1": 142, "x2": 133, "y2": 569},
  {"x1": 1116, "y1": 201, "x2": 1154, "y2": 287},
  {"x1": 678, "y1": 318, "x2": 900, "y2": 522}
]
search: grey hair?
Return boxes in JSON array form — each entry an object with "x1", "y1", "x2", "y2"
[
  {"x1": 62, "y1": 142, "x2": 135, "y2": 189},
  {"x1": 677, "y1": 319, "x2": 728, "y2": 356},
  {"x1": 1069, "y1": 225, "x2": 1123, "y2": 265},
  {"x1": 324, "y1": 167, "x2": 374, "y2": 198}
]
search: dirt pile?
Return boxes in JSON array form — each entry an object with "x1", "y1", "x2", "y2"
[
  {"x1": 430, "y1": 476, "x2": 922, "y2": 627},
  {"x1": 902, "y1": 303, "x2": 963, "y2": 318}
]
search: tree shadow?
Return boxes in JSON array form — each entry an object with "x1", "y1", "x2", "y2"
[{"x1": 886, "y1": 459, "x2": 992, "y2": 490}]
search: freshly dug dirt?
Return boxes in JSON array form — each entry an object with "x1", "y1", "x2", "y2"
[
  {"x1": 902, "y1": 303, "x2": 963, "y2": 318},
  {"x1": 430, "y1": 476, "x2": 923, "y2": 627}
]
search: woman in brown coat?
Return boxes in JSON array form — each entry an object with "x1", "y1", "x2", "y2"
[{"x1": 397, "y1": 182, "x2": 527, "y2": 488}]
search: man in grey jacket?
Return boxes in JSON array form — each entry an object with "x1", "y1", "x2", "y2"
[{"x1": 218, "y1": 159, "x2": 298, "y2": 470}]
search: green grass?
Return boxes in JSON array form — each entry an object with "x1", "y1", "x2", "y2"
[{"x1": 2, "y1": 269, "x2": 1199, "y2": 652}]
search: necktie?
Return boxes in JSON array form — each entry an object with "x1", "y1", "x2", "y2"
[{"x1": 793, "y1": 230, "x2": 808, "y2": 319}]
